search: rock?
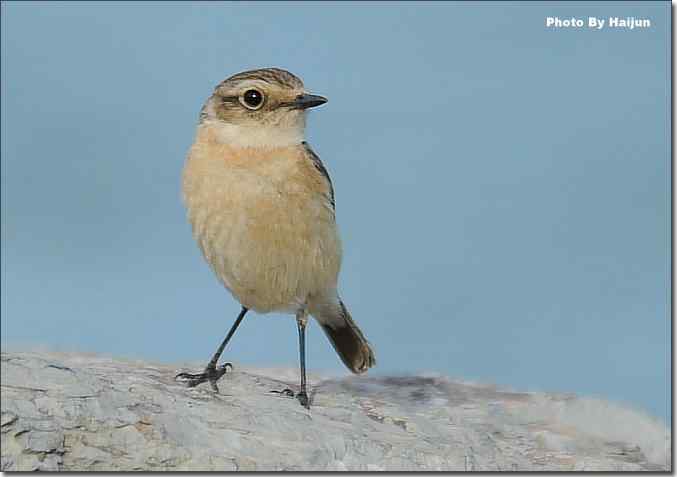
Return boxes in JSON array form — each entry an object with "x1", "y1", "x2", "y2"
[{"x1": 0, "y1": 351, "x2": 670, "y2": 471}]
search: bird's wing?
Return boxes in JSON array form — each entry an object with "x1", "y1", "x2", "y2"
[{"x1": 302, "y1": 141, "x2": 335, "y2": 213}]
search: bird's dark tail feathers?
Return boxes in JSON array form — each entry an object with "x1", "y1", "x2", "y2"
[{"x1": 316, "y1": 301, "x2": 375, "y2": 374}]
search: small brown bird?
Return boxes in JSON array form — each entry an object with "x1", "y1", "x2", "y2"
[{"x1": 176, "y1": 68, "x2": 375, "y2": 407}]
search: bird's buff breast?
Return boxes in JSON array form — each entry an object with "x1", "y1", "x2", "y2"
[{"x1": 183, "y1": 136, "x2": 341, "y2": 313}]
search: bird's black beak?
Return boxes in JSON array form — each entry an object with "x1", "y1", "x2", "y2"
[{"x1": 292, "y1": 93, "x2": 328, "y2": 110}]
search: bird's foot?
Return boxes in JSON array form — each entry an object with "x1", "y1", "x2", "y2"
[
  {"x1": 270, "y1": 388, "x2": 295, "y2": 398},
  {"x1": 270, "y1": 388, "x2": 310, "y2": 408},
  {"x1": 296, "y1": 391, "x2": 310, "y2": 409},
  {"x1": 175, "y1": 363, "x2": 232, "y2": 392}
]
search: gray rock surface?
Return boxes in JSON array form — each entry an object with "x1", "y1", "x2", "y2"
[{"x1": 1, "y1": 351, "x2": 670, "y2": 471}]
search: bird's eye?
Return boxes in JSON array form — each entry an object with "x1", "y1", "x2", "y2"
[{"x1": 240, "y1": 89, "x2": 264, "y2": 110}]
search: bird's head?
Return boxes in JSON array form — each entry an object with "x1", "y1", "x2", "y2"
[{"x1": 199, "y1": 68, "x2": 327, "y2": 148}]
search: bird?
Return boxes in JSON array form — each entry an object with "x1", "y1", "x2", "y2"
[{"x1": 176, "y1": 67, "x2": 376, "y2": 408}]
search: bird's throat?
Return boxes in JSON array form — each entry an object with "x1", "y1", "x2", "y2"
[{"x1": 200, "y1": 121, "x2": 304, "y2": 149}]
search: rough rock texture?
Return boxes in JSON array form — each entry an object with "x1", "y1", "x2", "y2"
[{"x1": 0, "y1": 351, "x2": 670, "y2": 471}]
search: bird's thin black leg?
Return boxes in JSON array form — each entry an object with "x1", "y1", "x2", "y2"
[
  {"x1": 296, "y1": 313, "x2": 310, "y2": 408},
  {"x1": 176, "y1": 306, "x2": 248, "y2": 392},
  {"x1": 270, "y1": 311, "x2": 310, "y2": 408}
]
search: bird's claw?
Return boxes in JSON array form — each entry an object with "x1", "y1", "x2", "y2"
[
  {"x1": 270, "y1": 388, "x2": 310, "y2": 408},
  {"x1": 175, "y1": 363, "x2": 233, "y2": 392},
  {"x1": 270, "y1": 388, "x2": 295, "y2": 397},
  {"x1": 296, "y1": 391, "x2": 310, "y2": 409}
]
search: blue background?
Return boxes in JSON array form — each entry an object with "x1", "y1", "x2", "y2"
[{"x1": 1, "y1": 2, "x2": 670, "y2": 422}]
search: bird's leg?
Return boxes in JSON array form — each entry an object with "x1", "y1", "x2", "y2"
[
  {"x1": 270, "y1": 310, "x2": 310, "y2": 408},
  {"x1": 295, "y1": 312, "x2": 310, "y2": 408},
  {"x1": 175, "y1": 306, "x2": 248, "y2": 392}
]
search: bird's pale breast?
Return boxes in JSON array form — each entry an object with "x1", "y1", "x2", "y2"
[{"x1": 183, "y1": 127, "x2": 342, "y2": 313}]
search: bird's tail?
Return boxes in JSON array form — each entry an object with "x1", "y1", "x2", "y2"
[{"x1": 313, "y1": 300, "x2": 375, "y2": 374}]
